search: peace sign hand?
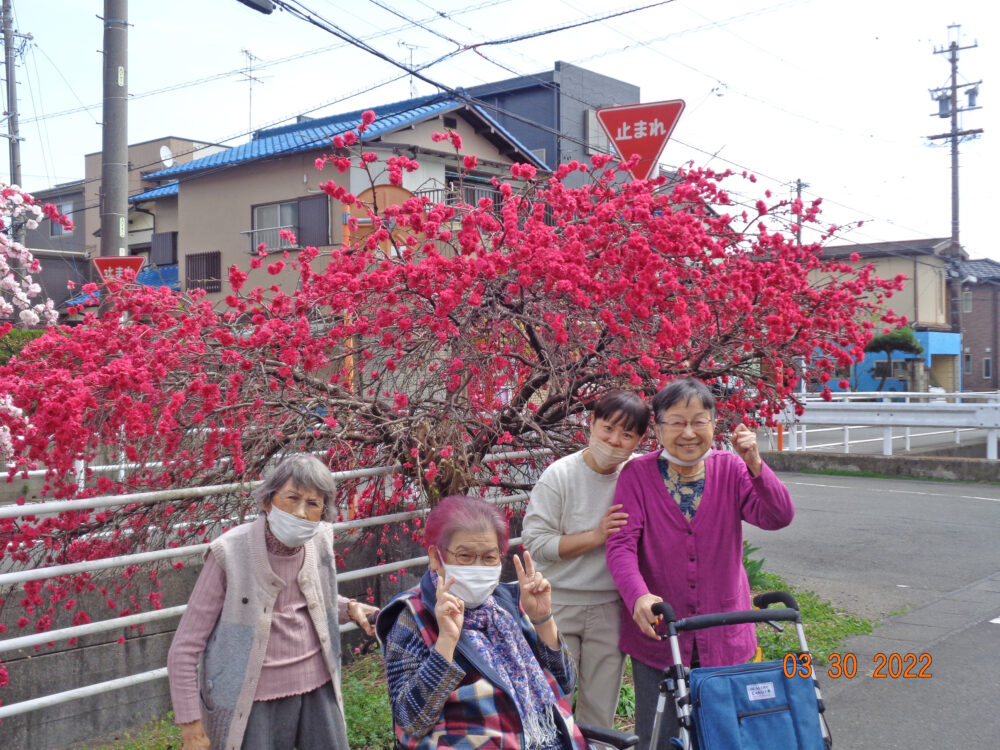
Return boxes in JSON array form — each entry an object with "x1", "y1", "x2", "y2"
[
  {"x1": 512, "y1": 549, "x2": 551, "y2": 622},
  {"x1": 434, "y1": 573, "x2": 465, "y2": 646}
]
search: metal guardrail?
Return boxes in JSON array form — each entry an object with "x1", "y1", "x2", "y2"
[
  {"x1": 0, "y1": 451, "x2": 545, "y2": 720},
  {"x1": 778, "y1": 391, "x2": 1000, "y2": 459}
]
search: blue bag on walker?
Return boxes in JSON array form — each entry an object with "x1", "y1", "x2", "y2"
[{"x1": 689, "y1": 661, "x2": 826, "y2": 750}]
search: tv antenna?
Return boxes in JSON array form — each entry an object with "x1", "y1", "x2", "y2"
[
  {"x1": 397, "y1": 41, "x2": 424, "y2": 99},
  {"x1": 240, "y1": 49, "x2": 266, "y2": 133}
]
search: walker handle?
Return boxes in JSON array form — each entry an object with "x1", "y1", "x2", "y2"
[
  {"x1": 753, "y1": 591, "x2": 799, "y2": 611},
  {"x1": 651, "y1": 601, "x2": 677, "y2": 623}
]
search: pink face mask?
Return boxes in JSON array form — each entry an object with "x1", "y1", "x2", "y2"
[{"x1": 587, "y1": 434, "x2": 633, "y2": 471}]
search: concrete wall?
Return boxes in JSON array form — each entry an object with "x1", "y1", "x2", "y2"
[
  {"x1": 0, "y1": 561, "x2": 200, "y2": 750},
  {"x1": 761, "y1": 449, "x2": 1000, "y2": 482}
]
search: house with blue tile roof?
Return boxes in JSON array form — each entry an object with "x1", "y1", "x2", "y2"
[
  {"x1": 25, "y1": 62, "x2": 639, "y2": 318},
  {"x1": 127, "y1": 92, "x2": 550, "y2": 303},
  {"x1": 820, "y1": 238, "x2": 965, "y2": 392}
]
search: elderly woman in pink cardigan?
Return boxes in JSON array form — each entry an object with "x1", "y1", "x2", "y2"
[
  {"x1": 606, "y1": 378, "x2": 795, "y2": 749},
  {"x1": 167, "y1": 453, "x2": 378, "y2": 750}
]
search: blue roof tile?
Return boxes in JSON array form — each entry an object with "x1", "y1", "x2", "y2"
[
  {"x1": 146, "y1": 95, "x2": 545, "y2": 181},
  {"x1": 130, "y1": 181, "x2": 179, "y2": 202},
  {"x1": 62, "y1": 263, "x2": 180, "y2": 308}
]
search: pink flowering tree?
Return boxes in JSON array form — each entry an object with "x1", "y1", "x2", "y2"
[
  {"x1": 0, "y1": 186, "x2": 71, "y2": 467},
  {"x1": 0, "y1": 185, "x2": 67, "y2": 332},
  {"x1": 0, "y1": 113, "x2": 904, "y2": 676}
]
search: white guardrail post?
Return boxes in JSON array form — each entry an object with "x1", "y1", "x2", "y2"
[
  {"x1": 777, "y1": 391, "x2": 1000, "y2": 459},
  {"x1": 881, "y1": 396, "x2": 893, "y2": 456}
]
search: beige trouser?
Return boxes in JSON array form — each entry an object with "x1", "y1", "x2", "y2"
[{"x1": 551, "y1": 599, "x2": 626, "y2": 729}]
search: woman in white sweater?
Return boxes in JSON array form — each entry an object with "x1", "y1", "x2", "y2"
[{"x1": 522, "y1": 391, "x2": 650, "y2": 729}]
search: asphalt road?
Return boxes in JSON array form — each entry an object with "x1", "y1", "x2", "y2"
[{"x1": 744, "y1": 471, "x2": 1000, "y2": 749}]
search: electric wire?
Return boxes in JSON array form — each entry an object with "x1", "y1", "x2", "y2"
[
  {"x1": 21, "y1": 0, "x2": 973, "y2": 275},
  {"x1": 19, "y1": 0, "x2": 514, "y2": 127}
]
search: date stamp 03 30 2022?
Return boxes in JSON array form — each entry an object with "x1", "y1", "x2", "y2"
[{"x1": 782, "y1": 652, "x2": 932, "y2": 680}]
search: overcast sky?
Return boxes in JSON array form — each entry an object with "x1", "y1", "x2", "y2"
[{"x1": 6, "y1": 0, "x2": 997, "y2": 259}]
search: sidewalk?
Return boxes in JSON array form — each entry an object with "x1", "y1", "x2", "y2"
[{"x1": 820, "y1": 571, "x2": 1000, "y2": 748}]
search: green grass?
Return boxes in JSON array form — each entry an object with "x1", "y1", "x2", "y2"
[
  {"x1": 753, "y1": 571, "x2": 873, "y2": 666},
  {"x1": 77, "y1": 654, "x2": 396, "y2": 750},
  {"x1": 78, "y1": 714, "x2": 181, "y2": 749},
  {"x1": 341, "y1": 651, "x2": 396, "y2": 750},
  {"x1": 82, "y1": 571, "x2": 872, "y2": 748}
]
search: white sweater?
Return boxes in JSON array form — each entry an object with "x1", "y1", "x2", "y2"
[{"x1": 522, "y1": 449, "x2": 626, "y2": 606}]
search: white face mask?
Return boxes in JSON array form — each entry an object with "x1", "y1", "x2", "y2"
[
  {"x1": 267, "y1": 505, "x2": 321, "y2": 548},
  {"x1": 587, "y1": 434, "x2": 633, "y2": 471},
  {"x1": 440, "y1": 561, "x2": 501, "y2": 607},
  {"x1": 659, "y1": 447, "x2": 712, "y2": 467}
]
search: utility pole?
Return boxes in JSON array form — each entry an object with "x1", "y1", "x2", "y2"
[
  {"x1": 2, "y1": 0, "x2": 21, "y2": 188},
  {"x1": 927, "y1": 25, "x2": 983, "y2": 257},
  {"x1": 100, "y1": 0, "x2": 128, "y2": 258}
]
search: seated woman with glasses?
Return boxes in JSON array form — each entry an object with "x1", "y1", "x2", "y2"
[
  {"x1": 605, "y1": 378, "x2": 795, "y2": 749},
  {"x1": 375, "y1": 495, "x2": 589, "y2": 749}
]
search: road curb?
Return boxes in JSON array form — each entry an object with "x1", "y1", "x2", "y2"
[{"x1": 761, "y1": 450, "x2": 1000, "y2": 483}]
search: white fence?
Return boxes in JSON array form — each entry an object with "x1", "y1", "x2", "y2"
[
  {"x1": 775, "y1": 391, "x2": 1000, "y2": 460},
  {"x1": 0, "y1": 451, "x2": 542, "y2": 721}
]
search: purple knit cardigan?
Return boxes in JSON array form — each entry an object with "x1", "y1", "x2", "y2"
[{"x1": 605, "y1": 450, "x2": 794, "y2": 670}]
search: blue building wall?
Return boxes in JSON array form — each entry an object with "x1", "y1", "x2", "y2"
[{"x1": 826, "y1": 331, "x2": 962, "y2": 393}]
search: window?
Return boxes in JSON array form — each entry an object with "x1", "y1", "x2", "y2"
[
  {"x1": 964, "y1": 353, "x2": 972, "y2": 375},
  {"x1": 186, "y1": 251, "x2": 221, "y2": 292},
  {"x1": 962, "y1": 291, "x2": 973, "y2": 313},
  {"x1": 50, "y1": 202, "x2": 73, "y2": 237},
  {"x1": 150, "y1": 231, "x2": 178, "y2": 265},
  {"x1": 249, "y1": 195, "x2": 328, "y2": 252},
  {"x1": 984, "y1": 357, "x2": 992, "y2": 380}
]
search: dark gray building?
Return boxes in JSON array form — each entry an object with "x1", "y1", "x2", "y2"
[
  {"x1": 22, "y1": 180, "x2": 91, "y2": 311},
  {"x1": 467, "y1": 61, "x2": 640, "y2": 186}
]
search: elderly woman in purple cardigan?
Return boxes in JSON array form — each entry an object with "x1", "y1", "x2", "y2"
[{"x1": 606, "y1": 378, "x2": 795, "y2": 749}]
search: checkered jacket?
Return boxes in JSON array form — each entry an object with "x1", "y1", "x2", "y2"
[{"x1": 376, "y1": 574, "x2": 588, "y2": 749}]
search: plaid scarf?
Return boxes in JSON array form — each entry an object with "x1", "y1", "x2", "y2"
[{"x1": 434, "y1": 572, "x2": 560, "y2": 749}]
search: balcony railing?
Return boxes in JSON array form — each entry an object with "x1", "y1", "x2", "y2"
[
  {"x1": 241, "y1": 224, "x2": 298, "y2": 254},
  {"x1": 415, "y1": 184, "x2": 555, "y2": 225},
  {"x1": 416, "y1": 183, "x2": 503, "y2": 208}
]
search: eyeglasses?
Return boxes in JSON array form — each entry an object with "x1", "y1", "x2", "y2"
[
  {"x1": 658, "y1": 417, "x2": 714, "y2": 432},
  {"x1": 445, "y1": 548, "x2": 502, "y2": 566}
]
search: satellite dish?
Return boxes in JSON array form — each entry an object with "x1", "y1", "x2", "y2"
[{"x1": 159, "y1": 145, "x2": 175, "y2": 168}]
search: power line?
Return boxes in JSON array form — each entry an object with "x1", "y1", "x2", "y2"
[
  {"x1": 41, "y1": 0, "x2": 957, "y2": 274},
  {"x1": 19, "y1": 0, "x2": 512, "y2": 127}
]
